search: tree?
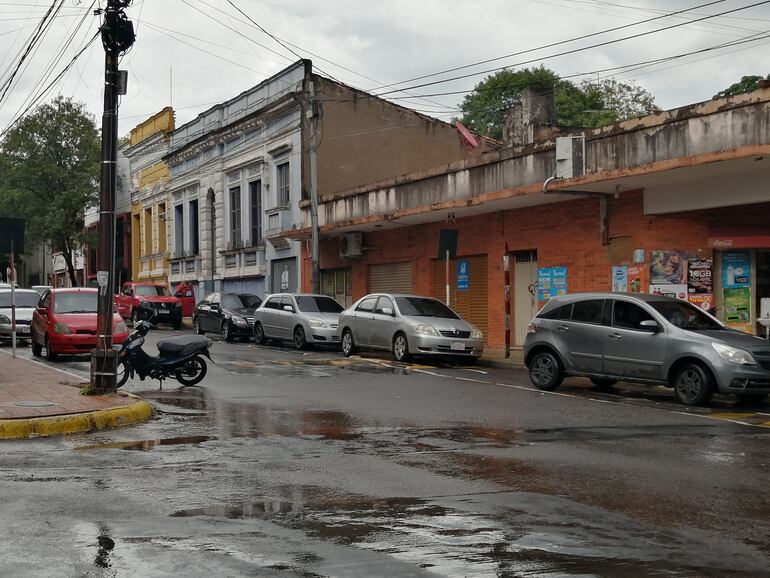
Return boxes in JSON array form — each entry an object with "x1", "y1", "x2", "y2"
[
  {"x1": 714, "y1": 74, "x2": 770, "y2": 98},
  {"x1": 0, "y1": 96, "x2": 100, "y2": 286},
  {"x1": 460, "y1": 67, "x2": 657, "y2": 139}
]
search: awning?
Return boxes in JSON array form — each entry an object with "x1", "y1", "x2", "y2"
[{"x1": 709, "y1": 228, "x2": 770, "y2": 249}]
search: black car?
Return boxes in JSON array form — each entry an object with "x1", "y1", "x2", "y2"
[{"x1": 193, "y1": 292, "x2": 262, "y2": 341}]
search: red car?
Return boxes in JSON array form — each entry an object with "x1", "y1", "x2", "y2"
[
  {"x1": 115, "y1": 281, "x2": 186, "y2": 328},
  {"x1": 31, "y1": 288, "x2": 129, "y2": 361}
]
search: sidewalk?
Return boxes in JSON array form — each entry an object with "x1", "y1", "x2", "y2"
[
  {"x1": 0, "y1": 353, "x2": 152, "y2": 439},
  {"x1": 479, "y1": 348, "x2": 525, "y2": 369}
]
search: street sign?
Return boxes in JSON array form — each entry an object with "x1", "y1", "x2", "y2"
[
  {"x1": 457, "y1": 259, "x2": 469, "y2": 290},
  {"x1": 0, "y1": 218, "x2": 25, "y2": 254}
]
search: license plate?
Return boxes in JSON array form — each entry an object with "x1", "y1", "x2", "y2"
[
  {"x1": 451, "y1": 341, "x2": 465, "y2": 351},
  {"x1": 158, "y1": 310, "x2": 169, "y2": 315},
  {"x1": 14, "y1": 327, "x2": 29, "y2": 334}
]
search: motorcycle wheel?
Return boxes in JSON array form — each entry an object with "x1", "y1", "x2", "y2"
[
  {"x1": 175, "y1": 356, "x2": 208, "y2": 387},
  {"x1": 116, "y1": 360, "x2": 130, "y2": 388}
]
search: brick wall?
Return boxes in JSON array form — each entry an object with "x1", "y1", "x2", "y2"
[{"x1": 305, "y1": 191, "x2": 770, "y2": 350}]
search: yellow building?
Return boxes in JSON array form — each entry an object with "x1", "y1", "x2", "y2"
[{"x1": 126, "y1": 108, "x2": 175, "y2": 285}]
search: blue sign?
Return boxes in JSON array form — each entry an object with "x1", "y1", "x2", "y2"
[
  {"x1": 538, "y1": 266, "x2": 568, "y2": 301},
  {"x1": 722, "y1": 251, "x2": 751, "y2": 289},
  {"x1": 456, "y1": 259, "x2": 469, "y2": 290}
]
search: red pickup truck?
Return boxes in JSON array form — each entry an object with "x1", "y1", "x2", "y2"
[{"x1": 115, "y1": 282, "x2": 194, "y2": 329}]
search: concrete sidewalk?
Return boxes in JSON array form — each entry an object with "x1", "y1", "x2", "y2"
[
  {"x1": 479, "y1": 348, "x2": 525, "y2": 369},
  {"x1": 0, "y1": 353, "x2": 152, "y2": 439}
]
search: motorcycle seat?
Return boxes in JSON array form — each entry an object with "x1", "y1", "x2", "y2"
[{"x1": 157, "y1": 335, "x2": 211, "y2": 358}]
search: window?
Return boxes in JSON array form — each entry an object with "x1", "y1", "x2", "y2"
[
  {"x1": 296, "y1": 296, "x2": 344, "y2": 313},
  {"x1": 277, "y1": 162, "x2": 290, "y2": 206},
  {"x1": 649, "y1": 300, "x2": 722, "y2": 330},
  {"x1": 189, "y1": 199, "x2": 199, "y2": 255},
  {"x1": 250, "y1": 180, "x2": 262, "y2": 245},
  {"x1": 53, "y1": 292, "x2": 98, "y2": 313},
  {"x1": 229, "y1": 186, "x2": 241, "y2": 247},
  {"x1": 395, "y1": 297, "x2": 459, "y2": 319},
  {"x1": 210, "y1": 293, "x2": 220, "y2": 306},
  {"x1": 539, "y1": 303, "x2": 572, "y2": 320},
  {"x1": 612, "y1": 300, "x2": 655, "y2": 330},
  {"x1": 280, "y1": 297, "x2": 295, "y2": 311},
  {"x1": 356, "y1": 297, "x2": 377, "y2": 313},
  {"x1": 144, "y1": 207, "x2": 152, "y2": 255},
  {"x1": 265, "y1": 296, "x2": 282, "y2": 310},
  {"x1": 375, "y1": 297, "x2": 394, "y2": 315},
  {"x1": 571, "y1": 299, "x2": 605, "y2": 324},
  {"x1": 134, "y1": 285, "x2": 171, "y2": 297},
  {"x1": 174, "y1": 204, "x2": 184, "y2": 256}
]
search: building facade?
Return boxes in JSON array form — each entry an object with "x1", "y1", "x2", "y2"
[
  {"x1": 292, "y1": 87, "x2": 770, "y2": 354},
  {"x1": 164, "y1": 59, "x2": 494, "y2": 300}
]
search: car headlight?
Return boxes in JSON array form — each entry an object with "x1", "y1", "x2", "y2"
[
  {"x1": 414, "y1": 325, "x2": 439, "y2": 336},
  {"x1": 308, "y1": 319, "x2": 327, "y2": 328},
  {"x1": 470, "y1": 327, "x2": 483, "y2": 339},
  {"x1": 712, "y1": 342, "x2": 756, "y2": 365},
  {"x1": 53, "y1": 322, "x2": 71, "y2": 334},
  {"x1": 0, "y1": 314, "x2": 10, "y2": 324},
  {"x1": 115, "y1": 321, "x2": 128, "y2": 333},
  {"x1": 174, "y1": 302, "x2": 182, "y2": 309},
  {"x1": 231, "y1": 315, "x2": 247, "y2": 326}
]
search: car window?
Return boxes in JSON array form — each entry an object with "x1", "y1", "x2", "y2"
[
  {"x1": 375, "y1": 296, "x2": 394, "y2": 315},
  {"x1": 280, "y1": 297, "x2": 295, "y2": 311},
  {"x1": 394, "y1": 297, "x2": 459, "y2": 319},
  {"x1": 238, "y1": 294, "x2": 262, "y2": 308},
  {"x1": 649, "y1": 300, "x2": 722, "y2": 330},
  {"x1": 53, "y1": 292, "x2": 98, "y2": 313},
  {"x1": 0, "y1": 291, "x2": 41, "y2": 308},
  {"x1": 356, "y1": 297, "x2": 377, "y2": 313},
  {"x1": 134, "y1": 285, "x2": 171, "y2": 297},
  {"x1": 612, "y1": 300, "x2": 655, "y2": 330},
  {"x1": 221, "y1": 295, "x2": 240, "y2": 310},
  {"x1": 210, "y1": 293, "x2": 220, "y2": 305},
  {"x1": 296, "y1": 296, "x2": 344, "y2": 313},
  {"x1": 538, "y1": 303, "x2": 572, "y2": 320},
  {"x1": 264, "y1": 297, "x2": 280, "y2": 310},
  {"x1": 41, "y1": 291, "x2": 51, "y2": 309},
  {"x1": 571, "y1": 299, "x2": 605, "y2": 324}
]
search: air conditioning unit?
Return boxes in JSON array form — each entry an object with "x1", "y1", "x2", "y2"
[
  {"x1": 339, "y1": 233, "x2": 363, "y2": 258},
  {"x1": 555, "y1": 135, "x2": 585, "y2": 179}
]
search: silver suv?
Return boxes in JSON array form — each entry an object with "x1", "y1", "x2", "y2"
[{"x1": 523, "y1": 293, "x2": 770, "y2": 406}]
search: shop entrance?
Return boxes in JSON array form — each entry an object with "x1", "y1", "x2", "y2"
[
  {"x1": 431, "y1": 254, "x2": 488, "y2": 339},
  {"x1": 513, "y1": 250, "x2": 538, "y2": 347},
  {"x1": 757, "y1": 251, "x2": 770, "y2": 337}
]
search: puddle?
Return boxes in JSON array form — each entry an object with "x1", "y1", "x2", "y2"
[{"x1": 77, "y1": 435, "x2": 213, "y2": 451}]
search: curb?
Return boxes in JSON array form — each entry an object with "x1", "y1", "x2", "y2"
[
  {"x1": 0, "y1": 399, "x2": 154, "y2": 440},
  {"x1": 478, "y1": 358, "x2": 526, "y2": 370}
]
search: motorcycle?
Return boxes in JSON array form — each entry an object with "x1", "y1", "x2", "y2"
[{"x1": 116, "y1": 307, "x2": 213, "y2": 388}]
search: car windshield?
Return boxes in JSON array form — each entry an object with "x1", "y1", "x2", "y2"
[
  {"x1": 395, "y1": 297, "x2": 459, "y2": 319},
  {"x1": 0, "y1": 292, "x2": 40, "y2": 308},
  {"x1": 296, "y1": 296, "x2": 344, "y2": 313},
  {"x1": 54, "y1": 292, "x2": 97, "y2": 313},
  {"x1": 222, "y1": 294, "x2": 262, "y2": 309},
  {"x1": 649, "y1": 300, "x2": 723, "y2": 330},
  {"x1": 134, "y1": 285, "x2": 171, "y2": 296}
]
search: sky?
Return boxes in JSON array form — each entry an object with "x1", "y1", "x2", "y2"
[{"x1": 0, "y1": 0, "x2": 768, "y2": 136}]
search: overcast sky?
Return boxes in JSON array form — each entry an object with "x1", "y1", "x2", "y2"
[{"x1": 0, "y1": 0, "x2": 769, "y2": 135}]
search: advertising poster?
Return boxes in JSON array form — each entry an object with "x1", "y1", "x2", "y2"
[
  {"x1": 723, "y1": 287, "x2": 752, "y2": 332},
  {"x1": 649, "y1": 284, "x2": 688, "y2": 300},
  {"x1": 687, "y1": 259, "x2": 713, "y2": 293},
  {"x1": 689, "y1": 294, "x2": 715, "y2": 312},
  {"x1": 722, "y1": 251, "x2": 751, "y2": 288},
  {"x1": 538, "y1": 267, "x2": 568, "y2": 301},
  {"x1": 612, "y1": 266, "x2": 628, "y2": 292},
  {"x1": 627, "y1": 265, "x2": 644, "y2": 293},
  {"x1": 650, "y1": 250, "x2": 688, "y2": 285}
]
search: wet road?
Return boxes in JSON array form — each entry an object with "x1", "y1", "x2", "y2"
[{"x1": 2, "y1": 329, "x2": 770, "y2": 577}]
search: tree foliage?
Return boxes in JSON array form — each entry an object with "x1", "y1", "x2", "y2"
[
  {"x1": 0, "y1": 96, "x2": 100, "y2": 286},
  {"x1": 714, "y1": 74, "x2": 770, "y2": 98},
  {"x1": 460, "y1": 68, "x2": 657, "y2": 140}
]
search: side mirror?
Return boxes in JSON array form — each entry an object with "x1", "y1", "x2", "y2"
[
  {"x1": 639, "y1": 320, "x2": 660, "y2": 332},
  {"x1": 283, "y1": 305, "x2": 294, "y2": 312},
  {"x1": 381, "y1": 307, "x2": 394, "y2": 316}
]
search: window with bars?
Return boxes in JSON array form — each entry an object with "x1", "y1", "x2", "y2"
[
  {"x1": 229, "y1": 186, "x2": 241, "y2": 248},
  {"x1": 250, "y1": 180, "x2": 262, "y2": 245}
]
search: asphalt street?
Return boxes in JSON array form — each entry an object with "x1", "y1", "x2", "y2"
[{"x1": 1, "y1": 326, "x2": 769, "y2": 577}]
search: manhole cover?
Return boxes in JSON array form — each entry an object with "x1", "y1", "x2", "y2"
[{"x1": 14, "y1": 401, "x2": 56, "y2": 408}]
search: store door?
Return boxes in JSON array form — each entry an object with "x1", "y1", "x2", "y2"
[
  {"x1": 321, "y1": 267, "x2": 353, "y2": 307},
  {"x1": 368, "y1": 262, "x2": 412, "y2": 294},
  {"x1": 431, "y1": 255, "x2": 488, "y2": 339},
  {"x1": 513, "y1": 251, "x2": 538, "y2": 346}
]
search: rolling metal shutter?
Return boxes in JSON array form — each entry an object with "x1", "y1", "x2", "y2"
[
  {"x1": 368, "y1": 262, "x2": 413, "y2": 294},
  {"x1": 432, "y1": 255, "x2": 488, "y2": 338}
]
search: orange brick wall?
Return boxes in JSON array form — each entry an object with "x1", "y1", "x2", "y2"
[{"x1": 303, "y1": 191, "x2": 770, "y2": 350}]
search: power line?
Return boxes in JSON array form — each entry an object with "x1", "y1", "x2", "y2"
[{"x1": 373, "y1": 0, "x2": 770, "y2": 97}]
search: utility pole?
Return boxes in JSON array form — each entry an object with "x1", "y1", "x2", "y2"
[
  {"x1": 308, "y1": 96, "x2": 320, "y2": 295},
  {"x1": 91, "y1": 0, "x2": 135, "y2": 393}
]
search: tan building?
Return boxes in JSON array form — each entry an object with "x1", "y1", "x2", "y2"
[{"x1": 125, "y1": 108, "x2": 175, "y2": 285}]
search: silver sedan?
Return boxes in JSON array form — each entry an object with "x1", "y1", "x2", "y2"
[
  {"x1": 337, "y1": 293, "x2": 484, "y2": 363},
  {"x1": 252, "y1": 293, "x2": 344, "y2": 349}
]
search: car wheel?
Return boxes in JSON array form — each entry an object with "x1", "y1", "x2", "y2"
[
  {"x1": 673, "y1": 363, "x2": 715, "y2": 406},
  {"x1": 222, "y1": 320, "x2": 233, "y2": 342},
  {"x1": 590, "y1": 377, "x2": 617, "y2": 390},
  {"x1": 528, "y1": 350, "x2": 563, "y2": 391},
  {"x1": 341, "y1": 329, "x2": 356, "y2": 357},
  {"x1": 735, "y1": 393, "x2": 767, "y2": 406},
  {"x1": 44, "y1": 336, "x2": 58, "y2": 362},
  {"x1": 254, "y1": 322, "x2": 266, "y2": 345},
  {"x1": 293, "y1": 326, "x2": 307, "y2": 350},
  {"x1": 393, "y1": 333, "x2": 411, "y2": 363},
  {"x1": 193, "y1": 317, "x2": 204, "y2": 335},
  {"x1": 31, "y1": 335, "x2": 42, "y2": 356}
]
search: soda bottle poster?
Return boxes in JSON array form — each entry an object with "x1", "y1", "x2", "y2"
[
  {"x1": 722, "y1": 251, "x2": 751, "y2": 289},
  {"x1": 626, "y1": 265, "x2": 644, "y2": 293}
]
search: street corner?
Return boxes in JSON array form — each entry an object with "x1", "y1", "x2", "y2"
[{"x1": 0, "y1": 396, "x2": 154, "y2": 440}]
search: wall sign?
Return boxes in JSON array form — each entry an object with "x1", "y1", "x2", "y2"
[
  {"x1": 456, "y1": 259, "x2": 469, "y2": 291},
  {"x1": 538, "y1": 267, "x2": 568, "y2": 301},
  {"x1": 722, "y1": 251, "x2": 751, "y2": 289},
  {"x1": 612, "y1": 266, "x2": 628, "y2": 292}
]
